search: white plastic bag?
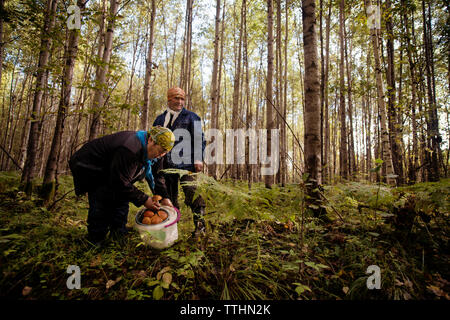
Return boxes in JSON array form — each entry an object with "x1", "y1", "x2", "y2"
[{"x1": 134, "y1": 205, "x2": 180, "y2": 249}]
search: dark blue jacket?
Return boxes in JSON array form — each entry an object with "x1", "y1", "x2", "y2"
[{"x1": 153, "y1": 108, "x2": 205, "y2": 172}]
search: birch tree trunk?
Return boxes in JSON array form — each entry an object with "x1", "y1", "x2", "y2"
[
  {"x1": 422, "y1": 0, "x2": 440, "y2": 182},
  {"x1": 208, "y1": 0, "x2": 221, "y2": 179},
  {"x1": 231, "y1": 2, "x2": 243, "y2": 180},
  {"x1": 142, "y1": 0, "x2": 156, "y2": 130},
  {"x1": 42, "y1": 1, "x2": 87, "y2": 203},
  {"x1": 302, "y1": 0, "x2": 326, "y2": 217},
  {"x1": 323, "y1": 2, "x2": 331, "y2": 183},
  {"x1": 21, "y1": 0, "x2": 58, "y2": 194},
  {"x1": 89, "y1": 0, "x2": 118, "y2": 141},
  {"x1": 338, "y1": 0, "x2": 348, "y2": 180},
  {"x1": 365, "y1": 0, "x2": 396, "y2": 185},
  {"x1": 265, "y1": 0, "x2": 275, "y2": 188}
]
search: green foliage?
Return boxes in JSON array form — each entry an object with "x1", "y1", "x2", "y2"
[{"x1": 0, "y1": 172, "x2": 448, "y2": 300}]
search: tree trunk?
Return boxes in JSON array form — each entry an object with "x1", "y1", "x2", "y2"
[
  {"x1": 422, "y1": 0, "x2": 440, "y2": 182},
  {"x1": 0, "y1": 0, "x2": 4, "y2": 90},
  {"x1": 402, "y1": 0, "x2": 418, "y2": 184},
  {"x1": 302, "y1": 0, "x2": 324, "y2": 216},
  {"x1": 323, "y1": 1, "x2": 331, "y2": 184},
  {"x1": 343, "y1": 12, "x2": 356, "y2": 177},
  {"x1": 142, "y1": 0, "x2": 156, "y2": 130},
  {"x1": 89, "y1": 0, "x2": 118, "y2": 141},
  {"x1": 180, "y1": 0, "x2": 193, "y2": 108},
  {"x1": 41, "y1": 1, "x2": 87, "y2": 203},
  {"x1": 208, "y1": 0, "x2": 221, "y2": 179},
  {"x1": 21, "y1": 0, "x2": 58, "y2": 195},
  {"x1": 385, "y1": 0, "x2": 403, "y2": 185},
  {"x1": 265, "y1": 0, "x2": 275, "y2": 188},
  {"x1": 338, "y1": 0, "x2": 348, "y2": 180},
  {"x1": 365, "y1": 0, "x2": 396, "y2": 185}
]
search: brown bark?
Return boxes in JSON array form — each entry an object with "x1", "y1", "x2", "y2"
[
  {"x1": 42, "y1": 1, "x2": 88, "y2": 202},
  {"x1": 265, "y1": 0, "x2": 275, "y2": 188},
  {"x1": 422, "y1": 0, "x2": 440, "y2": 181},
  {"x1": 365, "y1": 0, "x2": 396, "y2": 185},
  {"x1": 302, "y1": 0, "x2": 322, "y2": 189},
  {"x1": 89, "y1": 0, "x2": 119, "y2": 141},
  {"x1": 338, "y1": 0, "x2": 348, "y2": 180},
  {"x1": 385, "y1": 0, "x2": 404, "y2": 185},
  {"x1": 208, "y1": 0, "x2": 221, "y2": 179},
  {"x1": 142, "y1": 0, "x2": 156, "y2": 130},
  {"x1": 21, "y1": 0, "x2": 58, "y2": 194}
]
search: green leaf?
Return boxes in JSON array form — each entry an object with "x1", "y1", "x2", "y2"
[
  {"x1": 153, "y1": 285, "x2": 164, "y2": 300},
  {"x1": 293, "y1": 283, "x2": 312, "y2": 295},
  {"x1": 146, "y1": 280, "x2": 160, "y2": 287},
  {"x1": 370, "y1": 165, "x2": 382, "y2": 173}
]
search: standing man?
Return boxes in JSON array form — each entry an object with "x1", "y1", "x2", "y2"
[
  {"x1": 152, "y1": 87, "x2": 206, "y2": 236},
  {"x1": 69, "y1": 127, "x2": 175, "y2": 246}
]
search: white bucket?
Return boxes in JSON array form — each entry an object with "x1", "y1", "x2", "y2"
[{"x1": 134, "y1": 205, "x2": 180, "y2": 249}]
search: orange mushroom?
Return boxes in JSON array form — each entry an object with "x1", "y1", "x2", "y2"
[
  {"x1": 151, "y1": 215, "x2": 163, "y2": 225},
  {"x1": 157, "y1": 210, "x2": 168, "y2": 221},
  {"x1": 142, "y1": 217, "x2": 152, "y2": 225}
]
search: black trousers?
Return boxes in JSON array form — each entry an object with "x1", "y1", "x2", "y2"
[
  {"x1": 86, "y1": 185, "x2": 129, "y2": 242},
  {"x1": 161, "y1": 173, "x2": 205, "y2": 214}
]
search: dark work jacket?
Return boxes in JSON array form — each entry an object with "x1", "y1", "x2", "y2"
[
  {"x1": 153, "y1": 107, "x2": 205, "y2": 172},
  {"x1": 69, "y1": 131, "x2": 149, "y2": 207}
]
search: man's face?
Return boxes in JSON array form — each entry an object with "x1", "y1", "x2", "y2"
[
  {"x1": 168, "y1": 95, "x2": 185, "y2": 112},
  {"x1": 147, "y1": 138, "x2": 168, "y2": 159}
]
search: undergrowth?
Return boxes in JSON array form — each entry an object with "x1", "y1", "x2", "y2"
[{"x1": 0, "y1": 171, "x2": 448, "y2": 300}]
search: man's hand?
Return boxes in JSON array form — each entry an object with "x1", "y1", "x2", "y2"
[
  {"x1": 194, "y1": 162, "x2": 203, "y2": 173},
  {"x1": 144, "y1": 196, "x2": 160, "y2": 211},
  {"x1": 161, "y1": 198, "x2": 173, "y2": 207}
]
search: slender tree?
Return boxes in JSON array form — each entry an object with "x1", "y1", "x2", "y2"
[
  {"x1": 142, "y1": 0, "x2": 156, "y2": 130},
  {"x1": 21, "y1": 0, "x2": 59, "y2": 194},
  {"x1": 208, "y1": 0, "x2": 221, "y2": 179},
  {"x1": 265, "y1": 0, "x2": 275, "y2": 188},
  {"x1": 89, "y1": 0, "x2": 119, "y2": 141},
  {"x1": 42, "y1": 0, "x2": 88, "y2": 203},
  {"x1": 338, "y1": 0, "x2": 348, "y2": 180},
  {"x1": 365, "y1": 0, "x2": 396, "y2": 185},
  {"x1": 302, "y1": 0, "x2": 325, "y2": 217}
]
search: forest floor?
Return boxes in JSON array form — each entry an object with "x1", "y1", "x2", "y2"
[{"x1": 0, "y1": 171, "x2": 448, "y2": 300}]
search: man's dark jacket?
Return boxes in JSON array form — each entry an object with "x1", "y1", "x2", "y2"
[
  {"x1": 153, "y1": 108, "x2": 205, "y2": 172},
  {"x1": 69, "y1": 131, "x2": 149, "y2": 207}
]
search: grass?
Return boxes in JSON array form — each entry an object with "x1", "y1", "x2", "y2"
[{"x1": 0, "y1": 171, "x2": 448, "y2": 300}]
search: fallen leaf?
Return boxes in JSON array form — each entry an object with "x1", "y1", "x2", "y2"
[
  {"x1": 342, "y1": 286, "x2": 349, "y2": 294},
  {"x1": 427, "y1": 285, "x2": 445, "y2": 297},
  {"x1": 22, "y1": 286, "x2": 32, "y2": 296},
  {"x1": 106, "y1": 277, "x2": 122, "y2": 290},
  {"x1": 395, "y1": 279, "x2": 404, "y2": 286},
  {"x1": 106, "y1": 280, "x2": 115, "y2": 290},
  {"x1": 162, "y1": 273, "x2": 172, "y2": 289},
  {"x1": 90, "y1": 255, "x2": 102, "y2": 267}
]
